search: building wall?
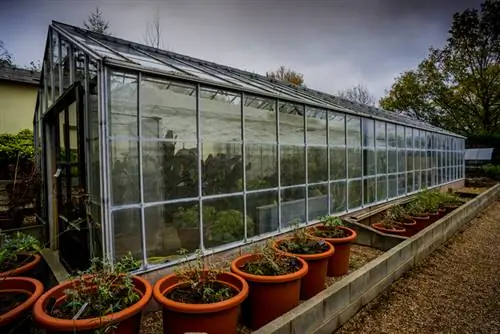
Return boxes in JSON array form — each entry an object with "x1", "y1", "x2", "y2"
[{"x1": 0, "y1": 81, "x2": 37, "y2": 134}]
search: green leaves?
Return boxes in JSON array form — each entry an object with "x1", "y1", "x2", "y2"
[{"x1": 0, "y1": 129, "x2": 34, "y2": 163}]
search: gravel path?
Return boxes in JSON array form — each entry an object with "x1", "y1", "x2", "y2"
[{"x1": 336, "y1": 199, "x2": 500, "y2": 334}]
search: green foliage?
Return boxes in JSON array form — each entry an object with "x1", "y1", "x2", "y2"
[
  {"x1": 208, "y1": 209, "x2": 254, "y2": 244},
  {"x1": 173, "y1": 205, "x2": 216, "y2": 229},
  {"x1": 240, "y1": 242, "x2": 302, "y2": 276},
  {"x1": 50, "y1": 254, "x2": 140, "y2": 324},
  {"x1": 380, "y1": 0, "x2": 500, "y2": 136},
  {"x1": 278, "y1": 226, "x2": 329, "y2": 255},
  {"x1": 0, "y1": 129, "x2": 34, "y2": 162},
  {"x1": 0, "y1": 232, "x2": 41, "y2": 271},
  {"x1": 481, "y1": 164, "x2": 500, "y2": 180},
  {"x1": 311, "y1": 216, "x2": 347, "y2": 238}
]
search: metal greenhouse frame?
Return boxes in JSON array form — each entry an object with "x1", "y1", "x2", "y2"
[{"x1": 34, "y1": 21, "x2": 466, "y2": 273}]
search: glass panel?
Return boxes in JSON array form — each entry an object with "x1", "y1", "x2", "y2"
[
  {"x1": 364, "y1": 178, "x2": 376, "y2": 205},
  {"x1": 348, "y1": 180, "x2": 362, "y2": 209},
  {"x1": 388, "y1": 174, "x2": 398, "y2": 198},
  {"x1": 113, "y1": 208, "x2": 142, "y2": 260},
  {"x1": 281, "y1": 187, "x2": 306, "y2": 228},
  {"x1": 397, "y1": 125, "x2": 405, "y2": 148},
  {"x1": 398, "y1": 173, "x2": 406, "y2": 196},
  {"x1": 280, "y1": 145, "x2": 305, "y2": 186},
  {"x1": 328, "y1": 112, "x2": 345, "y2": 146},
  {"x1": 308, "y1": 146, "x2": 328, "y2": 183},
  {"x1": 279, "y1": 102, "x2": 304, "y2": 145},
  {"x1": 405, "y1": 127, "x2": 413, "y2": 148},
  {"x1": 407, "y1": 172, "x2": 414, "y2": 193},
  {"x1": 363, "y1": 118, "x2": 375, "y2": 147},
  {"x1": 388, "y1": 149, "x2": 397, "y2": 173},
  {"x1": 330, "y1": 147, "x2": 346, "y2": 180},
  {"x1": 398, "y1": 150, "x2": 406, "y2": 172},
  {"x1": 363, "y1": 149, "x2": 375, "y2": 176},
  {"x1": 142, "y1": 141, "x2": 198, "y2": 202},
  {"x1": 308, "y1": 184, "x2": 329, "y2": 221},
  {"x1": 110, "y1": 140, "x2": 140, "y2": 205},
  {"x1": 145, "y1": 202, "x2": 199, "y2": 257},
  {"x1": 306, "y1": 107, "x2": 327, "y2": 145},
  {"x1": 331, "y1": 181, "x2": 346, "y2": 213},
  {"x1": 375, "y1": 121, "x2": 386, "y2": 148},
  {"x1": 376, "y1": 149, "x2": 387, "y2": 174},
  {"x1": 61, "y1": 38, "x2": 71, "y2": 90},
  {"x1": 247, "y1": 190, "x2": 278, "y2": 236},
  {"x1": 406, "y1": 151, "x2": 414, "y2": 171},
  {"x1": 108, "y1": 72, "x2": 138, "y2": 137},
  {"x1": 377, "y1": 176, "x2": 387, "y2": 201},
  {"x1": 203, "y1": 196, "x2": 246, "y2": 248},
  {"x1": 244, "y1": 95, "x2": 276, "y2": 142},
  {"x1": 246, "y1": 143, "x2": 277, "y2": 190},
  {"x1": 346, "y1": 116, "x2": 361, "y2": 146},
  {"x1": 140, "y1": 78, "x2": 196, "y2": 140},
  {"x1": 414, "y1": 170, "x2": 421, "y2": 190},
  {"x1": 51, "y1": 30, "x2": 60, "y2": 98},
  {"x1": 347, "y1": 147, "x2": 362, "y2": 178},
  {"x1": 202, "y1": 142, "x2": 243, "y2": 195},
  {"x1": 387, "y1": 123, "x2": 396, "y2": 147}
]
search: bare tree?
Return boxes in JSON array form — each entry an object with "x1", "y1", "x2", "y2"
[
  {"x1": 84, "y1": 7, "x2": 111, "y2": 35},
  {"x1": 337, "y1": 84, "x2": 376, "y2": 106},
  {"x1": 0, "y1": 40, "x2": 13, "y2": 68},
  {"x1": 266, "y1": 66, "x2": 305, "y2": 86},
  {"x1": 144, "y1": 11, "x2": 163, "y2": 48}
]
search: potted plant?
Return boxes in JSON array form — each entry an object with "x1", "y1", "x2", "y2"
[
  {"x1": 437, "y1": 191, "x2": 465, "y2": 214},
  {"x1": 385, "y1": 205, "x2": 417, "y2": 237},
  {"x1": 230, "y1": 244, "x2": 308, "y2": 330},
  {"x1": 173, "y1": 205, "x2": 216, "y2": 251},
  {"x1": 205, "y1": 209, "x2": 255, "y2": 248},
  {"x1": 306, "y1": 216, "x2": 357, "y2": 276},
  {"x1": 153, "y1": 250, "x2": 249, "y2": 334},
  {"x1": 0, "y1": 276, "x2": 44, "y2": 333},
  {"x1": 417, "y1": 191, "x2": 441, "y2": 223},
  {"x1": 273, "y1": 226, "x2": 334, "y2": 299},
  {"x1": 33, "y1": 254, "x2": 152, "y2": 333},
  {"x1": 405, "y1": 201, "x2": 431, "y2": 232},
  {"x1": 371, "y1": 216, "x2": 406, "y2": 236},
  {"x1": 0, "y1": 232, "x2": 41, "y2": 277}
]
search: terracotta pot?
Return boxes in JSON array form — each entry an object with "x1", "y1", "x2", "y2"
[
  {"x1": 153, "y1": 270, "x2": 249, "y2": 334},
  {"x1": 33, "y1": 275, "x2": 152, "y2": 334},
  {"x1": 410, "y1": 215, "x2": 431, "y2": 232},
  {"x1": 230, "y1": 253, "x2": 308, "y2": 330},
  {"x1": 398, "y1": 218, "x2": 417, "y2": 237},
  {"x1": 0, "y1": 276, "x2": 44, "y2": 333},
  {"x1": 426, "y1": 211, "x2": 440, "y2": 223},
  {"x1": 273, "y1": 238, "x2": 334, "y2": 300},
  {"x1": 371, "y1": 222, "x2": 406, "y2": 236},
  {"x1": 443, "y1": 204, "x2": 460, "y2": 214},
  {"x1": 306, "y1": 225, "x2": 357, "y2": 276},
  {"x1": 0, "y1": 253, "x2": 42, "y2": 277}
]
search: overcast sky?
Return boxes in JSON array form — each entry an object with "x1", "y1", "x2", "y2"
[{"x1": 0, "y1": 0, "x2": 483, "y2": 101}]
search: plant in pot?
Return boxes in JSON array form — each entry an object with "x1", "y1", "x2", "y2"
[
  {"x1": 273, "y1": 225, "x2": 334, "y2": 300},
  {"x1": 205, "y1": 209, "x2": 255, "y2": 248},
  {"x1": 385, "y1": 205, "x2": 417, "y2": 237},
  {"x1": 230, "y1": 243, "x2": 308, "y2": 330},
  {"x1": 306, "y1": 216, "x2": 357, "y2": 276},
  {"x1": 153, "y1": 249, "x2": 249, "y2": 334},
  {"x1": 437, "y1": 191, "x2": 465, "y2": 214},
  {"x1": 0, "y1": 276, "x2": 45, "y2": 333},
  {"x1": 33, "y1": 254, "x2": 152, "y2": 334},
  {"x1": 0, "y1": 232, "x2": 41, "y2": 277},
  {"x1": 173, "y1": 205, "x2": 216, "y2": 251},
  {"x1": 405, "y1": 200, "x2": 431, "y2": 231},
  {"x1": 371, "y1": 213, "x2": 407, "y2": 236},
  {"x1": 419, "y1": 192, "x2": 441, "y2": 223}
]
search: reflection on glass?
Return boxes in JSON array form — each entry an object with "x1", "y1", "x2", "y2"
[
  {"x1": 407, "y1": 172, "x2": 414, "y2": 193},
  {"x1": 110, "y1": 140, "x2": 140, "y2": 205},
  {"x1": 306, "y1": 107, "x2": 327, "y2": 145},
  {"x1": 141, "y1": 78, "x2": 196, "y2": 140},
  {"x1": 247, "y1": 191, "x2": 278, "y2": 236},
  {"x1": 330, "y1": 147, "x2": 346, "y2": 180},
  {"x1": 108, "y1": 72, "x2": 138, "y2": 137},
  {"x1": 398, "y1": 151, "x2": 406, "y2": 172},
  {"x1": 376, "y1": 149, "x2": 387, "y2": 174},
  {"x1": 308, "y1": 146, "x2": 328, "y2": 183},
  {"x1": 203, "y1": 196, "x2": 247, "y2": 248},
  {"x1": 244, "y1": 95, "x2": 276, "y2": 140},
  {"x1": 246, "y1": 143, "x2": 277, "y2": 190},
  {"x1": 308, "y1": 184, "x2": 328, "y2": 220},
  {"x1": 347, "y1": 116, "x2": 361, "y2": 146},
  {"x1": 364, "y1": 178, "x2": 376, "y2": 205},
  {"x1": 142, "y1": 141, "x2": 198, "y2": 202},
  {"x1": 397, "y1": 125, "x2": 405, "y2": 148},
  {"x1": 328, "y1": 112, "x2": 345, "y2": 146},
  {"x1": 406, "y1": 151, "x2": 414, "y2": 171},
  {"x1": 377, "y1": 176, "x2": 387, "y2": 201},
  {"x1": 279, "y1": 102, "x2": 304, "y2": 145},
  {"x1": 405, "y1": 127, "x2": 413, "y2": 148},
  {"x1": 347, "y1": 147, "x2": 362, "y2": 178},
  {"x1": 363, "y1": 118, "x2": 374, "y2": 147},
  {"x1": 414, "y1": 171, "x2": 421, "y2": 191},
  {"x1": 331, "y1": 181, "x2": 346, "y2": 213},
  {"x1": 398, "y1": 173, "x2": 406, "y2": 196},
  {"x1": 388, "y1": 150, "x2": 397, "y2": 173},
  {"x1": 201, "y1": 142, "x2": 243, "y2": 195},
  {"x1": 388, "y1": 174, "x2": 398, "y2": 198},
  {"x1": 363, "y1": 149, "x2": 375, "y2": 176},
  {"x1": 375, "y1": 121, "x2": 386, "y2": 148},
  {"x1": 113, "y1": 208, "x2": 142, "y2": 260},
  {"x1": 387, "y1": 123, "x2": 396, "y2": 147},
  {"x1": 348, "y1": 180, "x2": 362, "y2": 209},
  {"x1": 280, "y1": 145, "x2": 305, "y2": 186},
  {"x1": 281, "y1": 187, "x2": 306, "y2": 228}
]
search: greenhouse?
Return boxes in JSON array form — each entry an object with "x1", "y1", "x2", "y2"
[{"x1": 34, "y1": 21, "x2": 466, "y2": 272}]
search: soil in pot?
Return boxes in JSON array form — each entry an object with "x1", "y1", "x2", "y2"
[
  {"x1": 0, "y1": 253, "x2": 42, "y2": 277},
  {"x1": 371, "y1": 222, "x2": 406, "y2": 236},
  {"x1": 230, "y1": 252, "x2": 308, "y2": 330},
  {"x1": 307, "y1": 225, "x2": 357, "y2": 276},
  {"x1": 274, "y1": 237, "x2": 334, "y2": 300},
  {"x1": 153, "y1": 271, "x2": 248, "y2": 334}
]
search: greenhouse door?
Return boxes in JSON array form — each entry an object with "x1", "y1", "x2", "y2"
[{"x1": 44, "y1": 83, "x2": 90, "y2": 273}]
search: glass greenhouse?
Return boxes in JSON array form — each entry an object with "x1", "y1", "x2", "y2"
[{"x1": 34, "y1": 21, "x2": 466, "y2": 272}]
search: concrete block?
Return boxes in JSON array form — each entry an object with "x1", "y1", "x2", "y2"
[
  {"x1": 387, "y1": 248, "x2": 402, "y2": 274},
  {"x1": 253, "y1": 320, "x2": 291, "y2": 334},
  {"x1": 290, "y1": 301, "x2": 324, "y2": 334},
  {"x1": 399, "y1": 241, "x2": 414, "y2": 263},
  {"x1": 312, "y1": 314, "x2": 339, "y2": 334},
  {"x1": 348, "y1": 267, "x2": 370, "y2": 303},
  {"x1": 368, "y1": 258, "x2": 387, "y2": 287},
  {"x1": 323, "y1": 283, "x2": 350, "y2": 317},
  {"x1": 337, "y1": 298, "x2": 362, "y2": 326},
  {"x1": 362, "y1": 272, "x2": 395, "y2": 306},
  {"x1": 393, "y1": 257, "x2": 414, "y2": 280}
]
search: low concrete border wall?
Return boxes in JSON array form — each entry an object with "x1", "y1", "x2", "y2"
[{"x1": 254, "y1": 183, "x2": 500, "y2": 334}]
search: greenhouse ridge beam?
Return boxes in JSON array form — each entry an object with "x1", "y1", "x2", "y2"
[{"x1": 50, "y1": 20, "x2": 464, "y2": 139}]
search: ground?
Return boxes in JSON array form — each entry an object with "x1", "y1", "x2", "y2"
[{"x1": 336, "y1": 199, "x2": 500, "y2": 334}]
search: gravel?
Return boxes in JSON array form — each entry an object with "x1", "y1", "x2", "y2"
[{"x1": 336, "y1": 199, "x2": 500, "y2": 334}]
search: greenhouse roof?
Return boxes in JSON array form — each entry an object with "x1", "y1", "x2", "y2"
[
  {"x1": 51, "y1": 21, "x2": 464, "y2": 138},
  {"x1": 464, "y1": 148, "x2": 494, "y2": 161}
]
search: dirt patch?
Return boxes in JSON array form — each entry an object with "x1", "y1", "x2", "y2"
[{"x1": 336, "y1": 199, "x2": 500, "y2": 334}]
